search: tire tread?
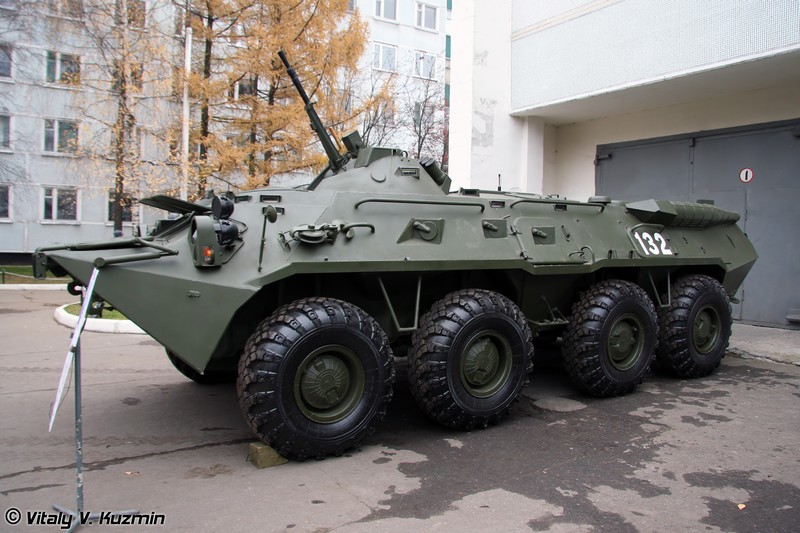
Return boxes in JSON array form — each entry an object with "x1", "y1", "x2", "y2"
[
  {"x1": 656, "y1": 275, "x2": 731, "y2": 378},
  {"x1": 408, "y1": 289, "x2": 533, "y2": 430},
  {"x1": 236, "y1": 297, "x2": 394, "y2": 461},
  {"x1": 562, "y1": 280, "x2": 658, "y2": 397}
]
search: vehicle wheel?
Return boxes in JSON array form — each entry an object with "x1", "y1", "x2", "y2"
[
  {"x1": 656, "y1": 275, "x2": 732, "y2": 378},
  {"x1": 408, "y1": 289, "x2": 533, "y2": 430},
  {"x1": 167, "y1": 350, "x2": 235, "y2": 385},
  {"x1": 236, "y1": 298, "x2": 394, "y2": 460},
  {"x1": 562, "y1": 280, "x2": 658, "y2": 397}
]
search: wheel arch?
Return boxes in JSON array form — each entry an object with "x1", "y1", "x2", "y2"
[
  {"x1": 590, "y1": 265, "x2": 729, "y2": 308},
  {"x1": 208, "y1": 263, "x2": 731, "y2": 370},
  {"x1": 214, "y1": 268, "x2": 529, "y2": 360}
]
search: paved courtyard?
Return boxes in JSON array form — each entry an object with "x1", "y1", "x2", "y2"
[{"x1": 1, "y1": 290, "x2": 798, "y2": 531}]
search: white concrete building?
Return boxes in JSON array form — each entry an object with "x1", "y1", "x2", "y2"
[
  {"x1": 450, "y1": 0, "x2": 800, "y2": 328},
  {"x1": 449, "y1": 0, "x2": 800, "y2": 198},
  {"x1": 0, "y1": 0, "x2": 179, "y2": 258},
  {"x1": 350, "y1": 0, "x2": 448, "y2": 160}
]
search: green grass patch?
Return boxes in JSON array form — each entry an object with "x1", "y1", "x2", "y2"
[
  {"x1": 64, "y1": 303, "x2": 129, "y2": 320},
  {"x1": 1, "y1": 265, "x2": 69, "y2": 284}
]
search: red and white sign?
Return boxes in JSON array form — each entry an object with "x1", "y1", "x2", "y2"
[{"x1": 739, "y1": 168, "x2": 754, "y2": 183}]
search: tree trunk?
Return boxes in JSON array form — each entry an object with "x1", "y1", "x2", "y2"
[
  {"x1": 113, "y1": 77, "x2": 135, "y2": 235},
  {"x1": 197, "y1": 10, "x2": 214, "y2": 199},
  {"x1": 247, "y1": 74, "x2": 259, "y2": 180}
]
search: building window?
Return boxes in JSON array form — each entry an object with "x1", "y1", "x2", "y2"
[
  {"x1": 229, "y1": 77, "x2": 256, "y2": 100},
  {"x1": 343, "y1": 90, "x2": 353, "y2": 114},
  {"x1": 107, "y1": 189, "x2": 133, "y2": 223},
  {"x1": 374, "y1": 0, "x2": 396, "y2": 20},
  {"x1": 112, "y1": 61, "x2": 143, "y2": 92},
  {"x1": 109, "y1": 125, "x2": 143, "y2": 159},
  {"x1": 0, "y1": 115, "x2": 10, "y2": 148},
  {"x1": 44, "y1": 119, "x2": 79, "y2": 153},
  {"x1": 42, "y1": 187, "x2": 78, "y2": 221},
  {"x1": 0, "y1": 44, "x2": 11, "y2": 78},
  {"x1": 116, "y1": 0, "x2": 145, "y2": 29},
  {"x1": 416, "y1": 2, "x2": 437, "y2": 30},
  {"x1": 171, "y1": 66, "x2": 186, "y2": 97},
  {"x1": 379, "y1": 102, "x2": 394, "y2": 125},
  {"x1": 173, "y1": 3, "x2": 185, "y2": 35},
  {"x1": 373, "y1": 43, "x2": 396, "y2": 72},
  {"x1": 46, "y1": 51, "x2": 81, "y2": 85},
  {"x1": 414, "y1": 51, "x2": 436, "y2": 79},
  {"x1": 48, "y1": 0, "x2": 84, "y2": 18},
  {"x1": 0, "y1": 184, "x2": 9, "y2": 219}
]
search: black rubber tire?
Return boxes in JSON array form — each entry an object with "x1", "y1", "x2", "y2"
[
  {"x1": 167, "y1": 350, "x2": 235, "y2": 385},
  {"x1": 236, "y1": 297, "x2": 394, "y2": 460},
  {"x1": 656, "y1": 274, "x2": 732, "y2": 378},
  {"x1": 408, "y1": 289, "x2": 534, "y2": 430},
  {"x1": 562, "y1": 280, "x2": 658, "y2": 397}
]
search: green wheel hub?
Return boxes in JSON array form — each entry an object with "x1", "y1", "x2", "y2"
[
  {"x1": 294, "y1": 345, "x2": 365, "y2": 424},
  {"x1": 692, "y1": 305, "x2": 721, "y2": 354},
  {"x1": 460, "y1": 331, "x2": 512, "y2": 398},
  {"x1": 607, "y1": 313, "x2": 645, "y2": 371}
]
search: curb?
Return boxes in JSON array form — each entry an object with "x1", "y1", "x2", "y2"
[
  {"x1": 54, "y1": 303, "x2": 146, "y2": 335},
  {"x1": 728, "y1": 347, "x2": 800, "y2": 367},
  {"x1": 0, "y1": 284, "x2": 68, "y2": 291}
]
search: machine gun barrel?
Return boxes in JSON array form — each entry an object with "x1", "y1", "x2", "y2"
[{"x1": 278, "y1": 50, "x2": 344, "y2": 174}]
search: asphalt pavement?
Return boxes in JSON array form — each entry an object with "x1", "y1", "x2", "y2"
[{"x1": 1, "y1": 290, "x2": 798, "y2": 532}]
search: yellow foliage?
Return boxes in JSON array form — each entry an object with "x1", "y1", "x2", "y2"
[{"x1": 185, "y1": 0, "x2": 375, "y2": 191}]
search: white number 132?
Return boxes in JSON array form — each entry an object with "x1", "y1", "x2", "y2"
[{"x1": 634, "y1": 231, "x2": 673, "y2": 256}]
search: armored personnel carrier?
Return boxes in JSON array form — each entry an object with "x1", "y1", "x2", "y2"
[{"x1": 34, "y1": 53, "x2": 757, "y2": 460}]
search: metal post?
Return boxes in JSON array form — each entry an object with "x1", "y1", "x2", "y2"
[
  {"x1": 52, "y1": 268, "x2": 138, "y2": 530},
  {"x1": 74, "y1": 338, "x2": 84, "y2": 513},
  {"x1": 180, "y1": 0, "x2": 192, "y2": 201}
]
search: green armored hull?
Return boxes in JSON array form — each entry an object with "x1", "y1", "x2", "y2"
[{"x1": 34, "y1": 54, "x2": 756, "y2": 460}]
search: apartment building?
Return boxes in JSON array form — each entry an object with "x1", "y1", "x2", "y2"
[
  {"x1": 0, "y1": 0, "x2": 448, "y2": 257},
  {"x1": 348, "y1": 0, "x2": 448, "y2": 163},
  {"x1": 0, "y1": 0, "x2": 177, "y2": 258}
]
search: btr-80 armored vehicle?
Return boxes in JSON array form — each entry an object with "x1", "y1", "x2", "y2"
[{"x1": 34, "y1": 53, "x2": 756, "y2": 460}]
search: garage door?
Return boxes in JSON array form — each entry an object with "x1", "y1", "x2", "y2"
[{"x1": 596, "y1": 119, "x2": 800, "y2": 329}]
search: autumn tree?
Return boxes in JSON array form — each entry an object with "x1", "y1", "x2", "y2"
[
  {"x1": 353, "y1": 69, "x2": 401, "y2": 149},
  {"x1": 175, "y1": 0, "x2": 246, "y2": 197},
  {"x1": 181, "y1": 0, "x2": 387, "y2": 193},
  {"x1": 345, "y1": 50, "x2": 447, "y2": 165},
  {"x1": 0, "y1": 2, "x2": 29, "y2": 182},
  {"x1": 314, "y1": 40, "x2": 396, "y2": 155},
  {"x1": 76, "y1": 1, "x2": 179, "y2": 232},
  {"x1": 403, "y1": 75, "x2": 447, "y2": 162}
]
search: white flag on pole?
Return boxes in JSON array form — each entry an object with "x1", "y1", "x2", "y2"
[{"x1": 49, "y1": 267, "x2": 101, "y2": 432}]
